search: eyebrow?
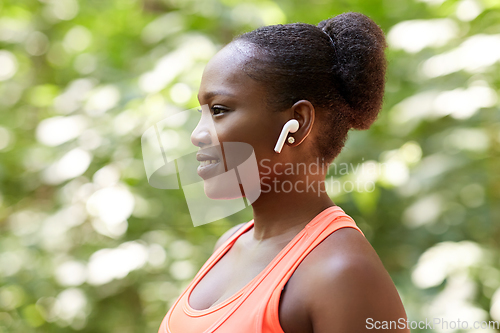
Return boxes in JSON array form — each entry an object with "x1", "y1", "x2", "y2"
[{"x1": 197, "y1": 90, "x2": 236, "y2": 101}]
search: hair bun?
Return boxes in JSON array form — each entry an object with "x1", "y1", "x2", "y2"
[{"x1": 318, "y1": 12, "x2": 387, "y2": 130}]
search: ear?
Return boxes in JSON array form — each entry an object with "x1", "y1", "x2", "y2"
[{"x1": 288, "y1": 100, "x2": 315, "y2": 147}]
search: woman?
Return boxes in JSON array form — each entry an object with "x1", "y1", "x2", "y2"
[{"x1": 159, "y1": 12, "x2": 409, "y2": 333}]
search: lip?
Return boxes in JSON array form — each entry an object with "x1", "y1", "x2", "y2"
[
  {"x1": 196, "y1": 151, "x2": 222, "y2": 179},
  {"x1": 196, "y1": 152, "x2": 219, "y2": 162}
]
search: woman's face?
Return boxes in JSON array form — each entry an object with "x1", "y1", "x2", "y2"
[{"x1": 191, "y1": 41, "x2": 293, "y2": 198}]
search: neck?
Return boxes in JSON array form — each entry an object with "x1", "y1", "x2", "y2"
[{"x1": 249, "y1": 174, "x2": 335, "y2": 241}]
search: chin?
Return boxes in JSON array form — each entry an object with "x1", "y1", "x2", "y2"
[{"x1": 203, "y1": 179, "x2": 245, "y2": 200}]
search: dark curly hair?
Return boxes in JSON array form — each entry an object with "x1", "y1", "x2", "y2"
[{"x1": 233, "y1": 12, "x2": 387, "y2": 162}]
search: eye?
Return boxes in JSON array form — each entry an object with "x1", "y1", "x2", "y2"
[{"x1": 211, "y1": 106, "x2": 229, "y2": 116}]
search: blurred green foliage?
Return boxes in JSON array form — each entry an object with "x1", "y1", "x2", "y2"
[{"x1": 0, "y1": 0, "x2": 499, "y2": 332}]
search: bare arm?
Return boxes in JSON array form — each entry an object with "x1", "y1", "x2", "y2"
[
  {"x1": 310, "y1": 256, "x2": 409, "y2": 332},
  {"x1": 302, "y1": 228, "x2": 410, "y2": 333}
]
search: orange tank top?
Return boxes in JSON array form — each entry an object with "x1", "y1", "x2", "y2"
[{"x1": 158, "y1": 205, "x2": 364, "y2": 333}]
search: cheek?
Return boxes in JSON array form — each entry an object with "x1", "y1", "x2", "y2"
[
  {"x1": 217, "y1": 117, "x2": 278, "y2": 153},
  {"x1": 214, "y1": 110, "x2": 287, "y2": 177},
  {"x1": 219, "y1": 134, "x2": 275, "y2": 174}
]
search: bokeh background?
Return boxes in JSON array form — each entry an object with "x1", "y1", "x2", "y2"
[{"x1": 0, "y1": 0, "x2": 499, "y2": 332}]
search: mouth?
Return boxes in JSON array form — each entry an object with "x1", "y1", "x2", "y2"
[
  {"x1": 199, "y1": 159, "x2": 221, "y2": 167},
  {"x1": 196, "y1": 151, "x2": 223, "y2": 179}
]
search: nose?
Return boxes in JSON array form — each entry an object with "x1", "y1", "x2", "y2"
[{"x1": 190, "y1": 113, "x2": 212, "y2": 148}]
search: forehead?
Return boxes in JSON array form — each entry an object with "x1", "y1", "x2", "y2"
[{"x1": 198, "y1": 41, "x2": 265, "y2": 101}]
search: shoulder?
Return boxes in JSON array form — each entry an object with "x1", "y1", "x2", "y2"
[
  {"x1": 288, "y1": 227, "x2": 409, "y2": 332},
  {"x1": 213, "y1": 222, "x2": 247, "y2": 252}
]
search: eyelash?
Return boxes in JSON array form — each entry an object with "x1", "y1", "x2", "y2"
[
  {"x1": 211, "y1": 106, "x2": 228, "y2": 116},
  {"x1": 197, "y1": 106, "x2": 230, "y2": 116}
]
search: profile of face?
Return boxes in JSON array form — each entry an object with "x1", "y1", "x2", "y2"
[{"x1": 190, "y1": 41, "x2": 306, "y2": 200}]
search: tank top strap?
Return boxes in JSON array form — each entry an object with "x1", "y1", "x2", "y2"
[
  {"x1": 281, "y1": 210, "x2": 363, "y2": 288},
  {"x1": 160, "y1": 220, "x2": 255, "y2": 333},
  {"x1": 262, "y1": 208, "x2": 365, "y2": 332}
]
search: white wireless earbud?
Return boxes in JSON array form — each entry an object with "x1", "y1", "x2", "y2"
[{"x1": 274, "y1": 119, "x2": 300, "y2": 153}]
